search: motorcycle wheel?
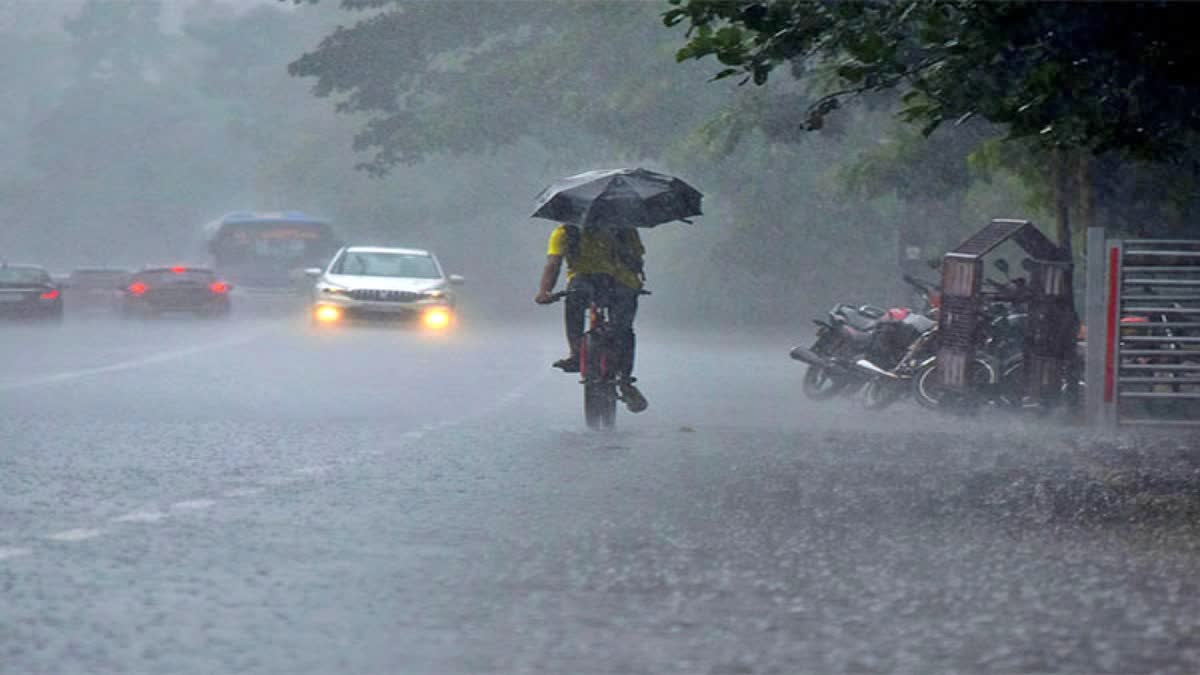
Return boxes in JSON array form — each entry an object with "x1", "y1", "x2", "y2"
[
  {"x1": 998, "y1": 359, "x2": 1026, "y2": 409},
  {"x1": 912, "y1": 358, "x2": 996, "y2": 410},
  {"x1": 863, "y1": 379, "x2": 905, "y2": 410},
  {"x1": 802, "y1": 365, "x2": 849, "y2": 400}
]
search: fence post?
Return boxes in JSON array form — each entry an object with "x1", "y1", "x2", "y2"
[{"x1": 1084, "y1": 227, "x2": 1110, "y2": 426}]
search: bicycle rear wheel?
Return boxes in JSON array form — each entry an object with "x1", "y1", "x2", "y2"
[{"x1": 582, "y1": 333, "x2": 617, "y2": 430}]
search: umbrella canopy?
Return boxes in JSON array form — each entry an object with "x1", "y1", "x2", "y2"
[{"x1": 532, "y1": 168, "x2": 703, "y2": 229}]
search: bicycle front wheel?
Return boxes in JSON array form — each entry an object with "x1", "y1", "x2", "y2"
[{"x1": 582, "y1": 333, "x2": 617, "y2": 430}]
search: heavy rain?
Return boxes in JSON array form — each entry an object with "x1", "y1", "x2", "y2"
[{"x1": 3, "y1": 1, "x2": 1200, "y2": 673}]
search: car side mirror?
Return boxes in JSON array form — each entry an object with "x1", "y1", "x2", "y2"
[
  {"x1": 304, "y1": 267, "x2": 323, "y2": 278},
  {"x1": 448, "y1": 274, "x2": 465, "y2": 285}
]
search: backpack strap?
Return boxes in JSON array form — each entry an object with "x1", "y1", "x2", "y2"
[{"x1": 563, "y1": 225, "x2": 581, "y2": 264}]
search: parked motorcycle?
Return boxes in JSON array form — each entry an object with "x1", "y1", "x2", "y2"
[
  {"x1": 907, "y1": 261, "x2": 1042, "y2": 410},
  {"x1": 790, "y1": 275, "x2": 938, "y2": 402},
  {"x1": 910, "y1": 296, "x2": 1025, "y2": 410},
  {"x1": 853, "y1": 276, "x2": 942, "y2": 410}
]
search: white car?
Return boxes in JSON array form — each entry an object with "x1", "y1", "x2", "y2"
[{"x1": 306, "y1": 246, "x2": 464, "y2": 329}]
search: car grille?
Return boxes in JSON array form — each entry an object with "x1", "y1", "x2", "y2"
[{"x1": 349, "y1": 289, "x2": 421, "y2": 303}]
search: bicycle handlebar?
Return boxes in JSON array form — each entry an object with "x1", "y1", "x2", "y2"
[{"x1": 541, "y1": 288, "x2": 652, "y2": 304}]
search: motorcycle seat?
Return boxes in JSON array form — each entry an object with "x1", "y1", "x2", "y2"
[{"x1": 835, "y1": 304, "x2": 885, "y2": 332}]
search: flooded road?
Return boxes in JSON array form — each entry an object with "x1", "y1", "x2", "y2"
[{"x1": 2, "y1": 313, "x2": 1198, "y2": 673}]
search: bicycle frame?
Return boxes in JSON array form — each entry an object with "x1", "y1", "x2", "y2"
[
  {"x1": 579, "y1": 302, "x2": 615, "y2": 382},
  {"x1": 547, "y1": 283, "x2": 646, "y2": 429}
]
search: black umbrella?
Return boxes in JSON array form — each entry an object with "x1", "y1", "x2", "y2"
[{"x1": 532, "y1": 168, "x2": 703, "y2": 229}]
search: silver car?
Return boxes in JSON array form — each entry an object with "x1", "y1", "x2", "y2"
[{"x1": 306, "y1": 246, "x2": 464, "y2": 328}]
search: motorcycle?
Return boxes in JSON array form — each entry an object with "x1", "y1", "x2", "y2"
[
  {"x1": 907, "y1": 260, "x2": 1065, "y2": 411},
  {"x1": 790, "y1": 275, "x2": 939, "y2": 402},
  {"x1": 849, "y1": 275, "x2": 943, "y2": 410},
  {"x1": 909, "y1": 293, "x2": 1026, "y2": 410}
]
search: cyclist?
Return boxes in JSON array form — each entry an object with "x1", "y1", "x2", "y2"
[{"x1": 534, "y1": 223, "x2": 648, "y2": 412}]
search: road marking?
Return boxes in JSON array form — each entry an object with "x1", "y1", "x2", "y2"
[
  {"x1": 8, "y1": 350, "x2": 553, "y2": 561},
  {"x1": 112, "y1": 511, "x2": 168, "y2": 523},
  {"x1": 293, "y1": 465, "x2": 330, "y2": 475},
  {"x1": 171, "y1": 499, "x2": 216, "y2": 511},
  {"x1": 0, "y1": 547, "x2": 33, "y2": 561},
  {"x1": 47, "y1": 528, "x2": 104, "y2": 542},
  {"x1": 224, "y1": 487, "x2": 264, "y2": 497},
  {"x1": 0, "y1": 329, "x2": 269, "y2": 392}
]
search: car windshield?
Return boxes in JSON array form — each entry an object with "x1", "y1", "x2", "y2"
[
  {"x1": 332, "y1": 252, "x2": 440, "y2": 279},
  {"x1": 0, "y1": 267, "x2": 50, "y2": 285}
]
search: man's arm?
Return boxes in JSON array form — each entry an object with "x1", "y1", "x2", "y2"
[{"x1": 534, "y1": 254, "x2": 563, "y2": 304}]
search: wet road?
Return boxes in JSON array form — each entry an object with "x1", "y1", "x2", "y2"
[{"x1": 3, "y1": 312, "x2": 1200, "y2": 674}]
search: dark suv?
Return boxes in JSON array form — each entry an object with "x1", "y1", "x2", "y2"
[
  {"x1": 0, "y1": 264, "x2": 63, "y2": 320},
  {"x1": 120, "y1": 267, "x2": 232, "y2": 318}
]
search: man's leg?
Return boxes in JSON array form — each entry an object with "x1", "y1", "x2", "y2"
[
  {"x1": 610, "y1": 285, "x2": 647, "y2": 412},
  {"x1": 555, "y1": 276, "x2": 590, "y2": 372},
  {"x1": 609, "y1": 285, "x2": 639, "y2": 378}
]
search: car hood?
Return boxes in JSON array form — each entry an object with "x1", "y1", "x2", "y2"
[{"x1": 324, "y1": 274, "x2": 445, "y2": 293}]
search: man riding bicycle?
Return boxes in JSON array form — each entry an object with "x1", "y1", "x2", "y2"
[{"x1": 534, "y1": 223, "x2": 648, "y2": 413}]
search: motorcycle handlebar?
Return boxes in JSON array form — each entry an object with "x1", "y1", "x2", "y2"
[{"x1": 902, "y1": 274, "x2": 941, "y2": 294}]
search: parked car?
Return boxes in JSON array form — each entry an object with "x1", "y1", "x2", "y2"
[
  {"x1": 65, "y1": 267, "x2": 129, "y2": 314},
  {"x1": 0, "y1": 264, "x2": 63, "y2": 320},
  {"x1": 307, "y1": 246, "x2": 464, "y2": 329},
  {"x1": 120, "y1": 266, "x2": 232, "y2": 318}
]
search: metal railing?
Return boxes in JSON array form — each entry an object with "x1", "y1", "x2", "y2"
[{"x1": 1088, "y1": 232, "x2": 1200, "y2": 426}]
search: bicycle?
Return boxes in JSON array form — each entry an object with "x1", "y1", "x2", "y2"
[{"x1": 546, "y1": 285, "x2": 649, "y2": 430}]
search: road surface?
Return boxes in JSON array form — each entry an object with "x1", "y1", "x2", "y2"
[{"x1": 2, "y1": 312, "x2": 1199, "y2": 673}]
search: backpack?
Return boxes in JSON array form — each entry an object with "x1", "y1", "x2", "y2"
[{"x1": 564, "y1": 225, "x2": 645, "y2": 281}]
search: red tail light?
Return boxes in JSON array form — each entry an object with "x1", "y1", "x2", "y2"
[
  {"x1": 209, "y1": 281, "x2": 228, "y2": 294},
  {"x1": 171, "y1": 266, "x2": 186, "y2": 274},
  {"x1": 128, "y1": 281, "x2": 148, "y2": 296},
  {"x1": 40, "y1": 289, "x2": 60, "y2": 300}
]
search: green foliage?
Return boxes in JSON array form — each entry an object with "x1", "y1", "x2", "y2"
[
  {"x1": 666, "y1": 0, "x2": 1200, "y2": 162},
  {"x1": 285, "y1": 0, "x2": 735, "y2": 174}
]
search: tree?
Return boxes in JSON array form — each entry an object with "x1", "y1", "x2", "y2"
[
  {"x1": 63, "y1": 0, "x2": 167, "y2": 83},
  {"x1": 665, "y1": 1, "x2": 1200, "y2": 247},
  {"x1": 667, "y1": 1, "x2": 1200, "y2": 159},
  {"x1": 284, "y1": 0, "x2": 733, "y2": 174}
]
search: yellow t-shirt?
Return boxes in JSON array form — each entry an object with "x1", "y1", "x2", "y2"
[{"x1": 546, "y1": 225, "x2": 644, "y2": 290}]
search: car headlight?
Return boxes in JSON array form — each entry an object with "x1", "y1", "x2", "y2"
[
  {"x1": 319, "y1": 284, "x2": 350, "y2": 296},
  {"x1": 422, "y1": 306, "x2": 452, "y2": 329},
  {"x1": 422, "y1": 289, "x2": 447, "y2": 300},
  {"x1": 314, "y1": 305, "x2": 343, "y2": 322}
]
